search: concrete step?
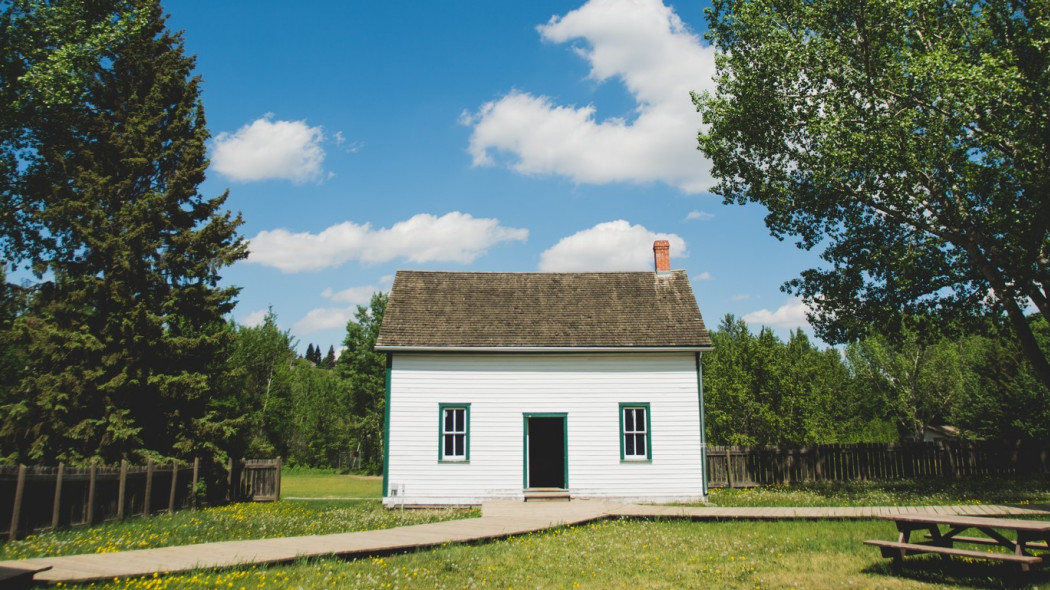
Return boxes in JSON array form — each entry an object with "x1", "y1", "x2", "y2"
[{"x1": 524, "y1": 488, "x2": 570, "y2": 502}]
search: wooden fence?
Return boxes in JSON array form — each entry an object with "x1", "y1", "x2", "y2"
[
  {"x1": 2, "y1": 458, "x2": 199, "y2": 541},
  {"x1": 706, "y1": 440, "x2": 1050, "y2": 488},
  {"x1": 228, "y1": 457, "x2": 281, "y2": 503},
  {"x1": 2, "y1": 457, "x2": 283, "y2": 540}
]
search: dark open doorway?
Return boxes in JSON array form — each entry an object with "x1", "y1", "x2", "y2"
[{"x1": 525, "y1": 415, "x2": 567, "y2": 489}]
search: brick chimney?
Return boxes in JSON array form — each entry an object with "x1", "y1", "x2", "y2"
[{"x1": 653, "y1": 240, "x2": 670, "y2": 274}]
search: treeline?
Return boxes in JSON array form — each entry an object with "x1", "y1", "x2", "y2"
[
  {"x1": 703, "y1": 315, "x2": 1050, "y2": 446},
  {"x1": 225, "y1": 295, "x2": 387, "y2": 473},
  {"x1": 0, "y1": 284, "x2": 389, "y2": 474}
]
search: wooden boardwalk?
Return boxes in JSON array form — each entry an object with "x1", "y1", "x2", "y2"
[{"x1": 2, "y1": 501, "x2": 1046, "y2": 585}]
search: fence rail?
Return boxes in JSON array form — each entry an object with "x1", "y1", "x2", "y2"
[
  {"x1": 2, "y1": 458, "x2": 200, "y2": 541},
  {"x1": 706, "y1": 440, "x2": 1050, "y2": 488},
  {"x1": 2, "y1": 456, "x2": 283, "y2": 540}
]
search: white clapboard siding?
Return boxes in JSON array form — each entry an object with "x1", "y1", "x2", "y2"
[{"x1": 384, "y1": 352, "x2": 705, "y2": 506}]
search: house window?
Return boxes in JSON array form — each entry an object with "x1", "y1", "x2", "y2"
[
  {"x1": 619, "y1": 403, "x2": 651, "y2": 461},
  {"x1": 439, "y1": 404, "x2": 470, "y2": 462}
]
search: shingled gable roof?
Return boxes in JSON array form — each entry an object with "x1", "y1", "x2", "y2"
[{"x1": 375, "y1": 270, "x2": 713, "y2": 351}]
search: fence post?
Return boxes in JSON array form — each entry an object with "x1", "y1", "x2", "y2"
[
  {"x1": 117, "y1": 459, "x2": 128, "y2": 520},
  {"x1": 144, "y1": 458, "x2": 154, "y2": 516},
  {"x1": 275, "y1": 457, "x2": 282, "y2": 501},
  {"x1": 725, "y1": 448, "x2": 734, "y2": 489},
  {"x1": 815, "y1": 446, "x2": 823, "y2": 481},
  {"x1": 87, "y1": 462, "x2": 97, "y2": 525},
  {"x1": 51, "y1": 462, "x2": 65, "y2": 530},
  {"x1": 226, "y1": 456, "x2": 233, "y2": 503},
  {"x1": 939, "y1": 441, "x2": 956, "y2": 479},
  {"x1": 8, "y1": 464, "x2": 26, "y2": 541},
  {"x1": 168, "y1": 460, "x2": 178, "y2": 513},
  {"x1": 192, "y1": 457, "x2": 199, "y2": 509}
]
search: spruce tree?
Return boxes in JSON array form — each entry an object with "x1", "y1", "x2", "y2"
[
  {"x1": 0, "y1": 0, "x2": 247, "y2": 463},
  {"x1": 305, "y1": 344, "x2": 316, "y2": 364},
  {"x1": 322, "y1": 345, "x2": 336, "y2": 369}
]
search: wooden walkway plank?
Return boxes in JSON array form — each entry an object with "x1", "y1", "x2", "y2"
[{"x1": 1, "y1": 502, "x2": 1046, "y2": 585}]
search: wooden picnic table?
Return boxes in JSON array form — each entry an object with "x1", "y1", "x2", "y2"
[{"x1": 865, "y1": 513, "x2": 1050, "y2": 571}]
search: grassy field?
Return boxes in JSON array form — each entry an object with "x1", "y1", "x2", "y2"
[
  {"x1": 5, "y1": 473, "x2": 1049, "y2": 588},
  {"x1": 0, "y1": 501, "x2": 475, "y2": 560},
  {"x1": 280, "y1": 469, "x2": 382, "y2": 499},
  {"x1": 706, "y1": 476, "x2": 1050, "y2": 507},
  {"x1": 53, "y1": 517, "x2": 1050, "y2": 589}
]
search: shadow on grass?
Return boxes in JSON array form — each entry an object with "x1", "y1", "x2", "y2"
[{"x1": 862, "y1": 555, "x2": 1050, "y2": 588}]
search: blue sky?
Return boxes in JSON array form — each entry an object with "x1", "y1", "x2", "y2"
[{"x1": 165, "y1": 0, "x2": 825, "y2": 353}]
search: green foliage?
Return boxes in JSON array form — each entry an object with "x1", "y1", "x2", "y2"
[
  {"x1": 695, "y1": 0, "x2": 1050, "y2": 388},
  {"x1": 705, "y1": 314, "x2": 1050, "y2": 445},
  {"x1": 337, "y1": 292, "x2": 388, "y2": 474},
  {"x1": 0, "y1": 0, "x2": 246, "y2": 464},
  {"x1": 845, "y1": 328, "x2": 970, "y2": 441},
  {"x1": 703, "y1": 315, "x2": 893, "y2": 445},
  {"x1": 225, "y1": 311, "x2": 298, "y2": 459}
]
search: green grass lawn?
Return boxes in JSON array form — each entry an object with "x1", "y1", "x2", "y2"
[
  {"x1": 280, "y1": 469, "x2": 382, "y2": 499},
  {"x1": 0, "y1": 501, "x2": 475, "y2": 561},
  {"x1": 707, "y1": 476, "x2": 1050, "y2": 507},
  {"x1": 7, "y1": 475, "x2": 1049, "y2": 588},
  {"x1": 54, "y1": 518, "x2": 1050, "y2": 589}
]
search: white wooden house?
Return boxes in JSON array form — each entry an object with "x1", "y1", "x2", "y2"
[{"x1": 375, "y1": 241, "x2": 713, "y2": 505}]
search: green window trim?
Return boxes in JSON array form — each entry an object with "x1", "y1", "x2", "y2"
[
  {"x1": 619, "y1": 402, "x2": 652, "y2": 462},
  {"x1": 438, "y1": 403, "x2": 471, "y2": 463}
]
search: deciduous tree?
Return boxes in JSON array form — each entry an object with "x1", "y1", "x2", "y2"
[
  {"x1": 695, "y1": 0, "x2": 1050, "y2": 388},
  {"x1": 337, "y1": 292, "x2": 387, "y2": 474}
]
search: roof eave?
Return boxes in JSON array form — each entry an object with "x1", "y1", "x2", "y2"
[{"x1": 375, "y1": 345, "x2": 715, "y2": 353}]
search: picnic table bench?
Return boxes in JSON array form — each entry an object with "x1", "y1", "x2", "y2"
[{"x1": 865, "y1": 513, "x2": 1050, "y2": 572}]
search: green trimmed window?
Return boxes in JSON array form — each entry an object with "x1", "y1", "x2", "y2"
[
  {"x1": 619, "y1": 403, "x2": 651, "y2": 461},
  {"x1": 439, "y1": 404, "x2": 470, "y2": 462}
]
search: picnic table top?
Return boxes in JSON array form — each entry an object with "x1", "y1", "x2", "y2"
[{"x1": 878, "y1": 512, "x2": 1050, "y2": 532}]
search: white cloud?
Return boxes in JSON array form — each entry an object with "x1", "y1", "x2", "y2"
[
  {"x1": 685, "y1": 210, "x2": 714, "y2": 221},
  {"x1": 211, "y1": 114, "x2": 326, "y2": 183},
  {"x1": 293, "y1": 307, "x2": 355, "y2": 336},
  {"x1": 743, "y1": 297, "x2": 812, "y2": 330},
  {"x1": 463, "y1": 0, "x2": 716, "y2": 193},
  {"x1": 538, "y1": 220, "x2": 685, "y2": 271},
  {"x1": 293, "y1": 285, "x2": 385, "y2": 336},
  {"x1": 731, "y1": 294, "x2": 751, "y2": 302},
  {"x1": 321, "y1": 285, "x2": 381, "y2": 304},
  {"x1": 240, "y1": 309, "x2": 269, "y2": 328},
  {"x1": 693, "y1": 272, "x2": 711, "y2": 281},
  {"x1": 247, "y1": 212, "x2": 528, "y2": 273}
]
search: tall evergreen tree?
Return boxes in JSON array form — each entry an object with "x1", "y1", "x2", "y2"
[
  {"x1": 321, "y1": 345, "x2": 336, "y2": 369},
  {"x1": 305, "y1": 344, "x2": 316, "y2": 364},
  {"x1": 0, "y1": 0, "x2": 246, "y2": 463}
]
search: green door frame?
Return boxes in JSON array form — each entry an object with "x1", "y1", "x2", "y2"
[{"x1": 522, "y1": 413, "x2": 568, "y2": 489}]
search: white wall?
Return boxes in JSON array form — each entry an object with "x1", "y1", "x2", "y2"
[{"x1": 383, "y1": 352, "x2": 705, "y2": 506}]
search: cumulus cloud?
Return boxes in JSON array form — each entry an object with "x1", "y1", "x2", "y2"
[
  {"x1": 693, "y1": 272, "x2": 711, "y2": 281},
  {"x1": 685, "y1": 210, "x2": 714, "y2": 221},
  {"x1": 247, "y1": 212, "x2": 529, "y2": 273},
  {"x1": 538, "y1": 220, "x2": 685, "y2": 271},
  {"x1": 743, "y1": 297, "x2": 813, "y2": 330},
  {"x1": 462, "y1": 0, "x2": 716, "y2": 193},
  {"x1": 211, "y1": 114, "x2": 326, "y2": 183},
  {"x1": 240, "y1": 309, "x2": 269, "y2": 328},
  {"x1": 293, "y1": 307, "x2": 354, "y2": 335},
  {"x1": 293, "y1": 285, "x2": 387, "y2": 335},
  {"x1": 321, "y1": 285, "x2": 382, "y2": 304}
]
